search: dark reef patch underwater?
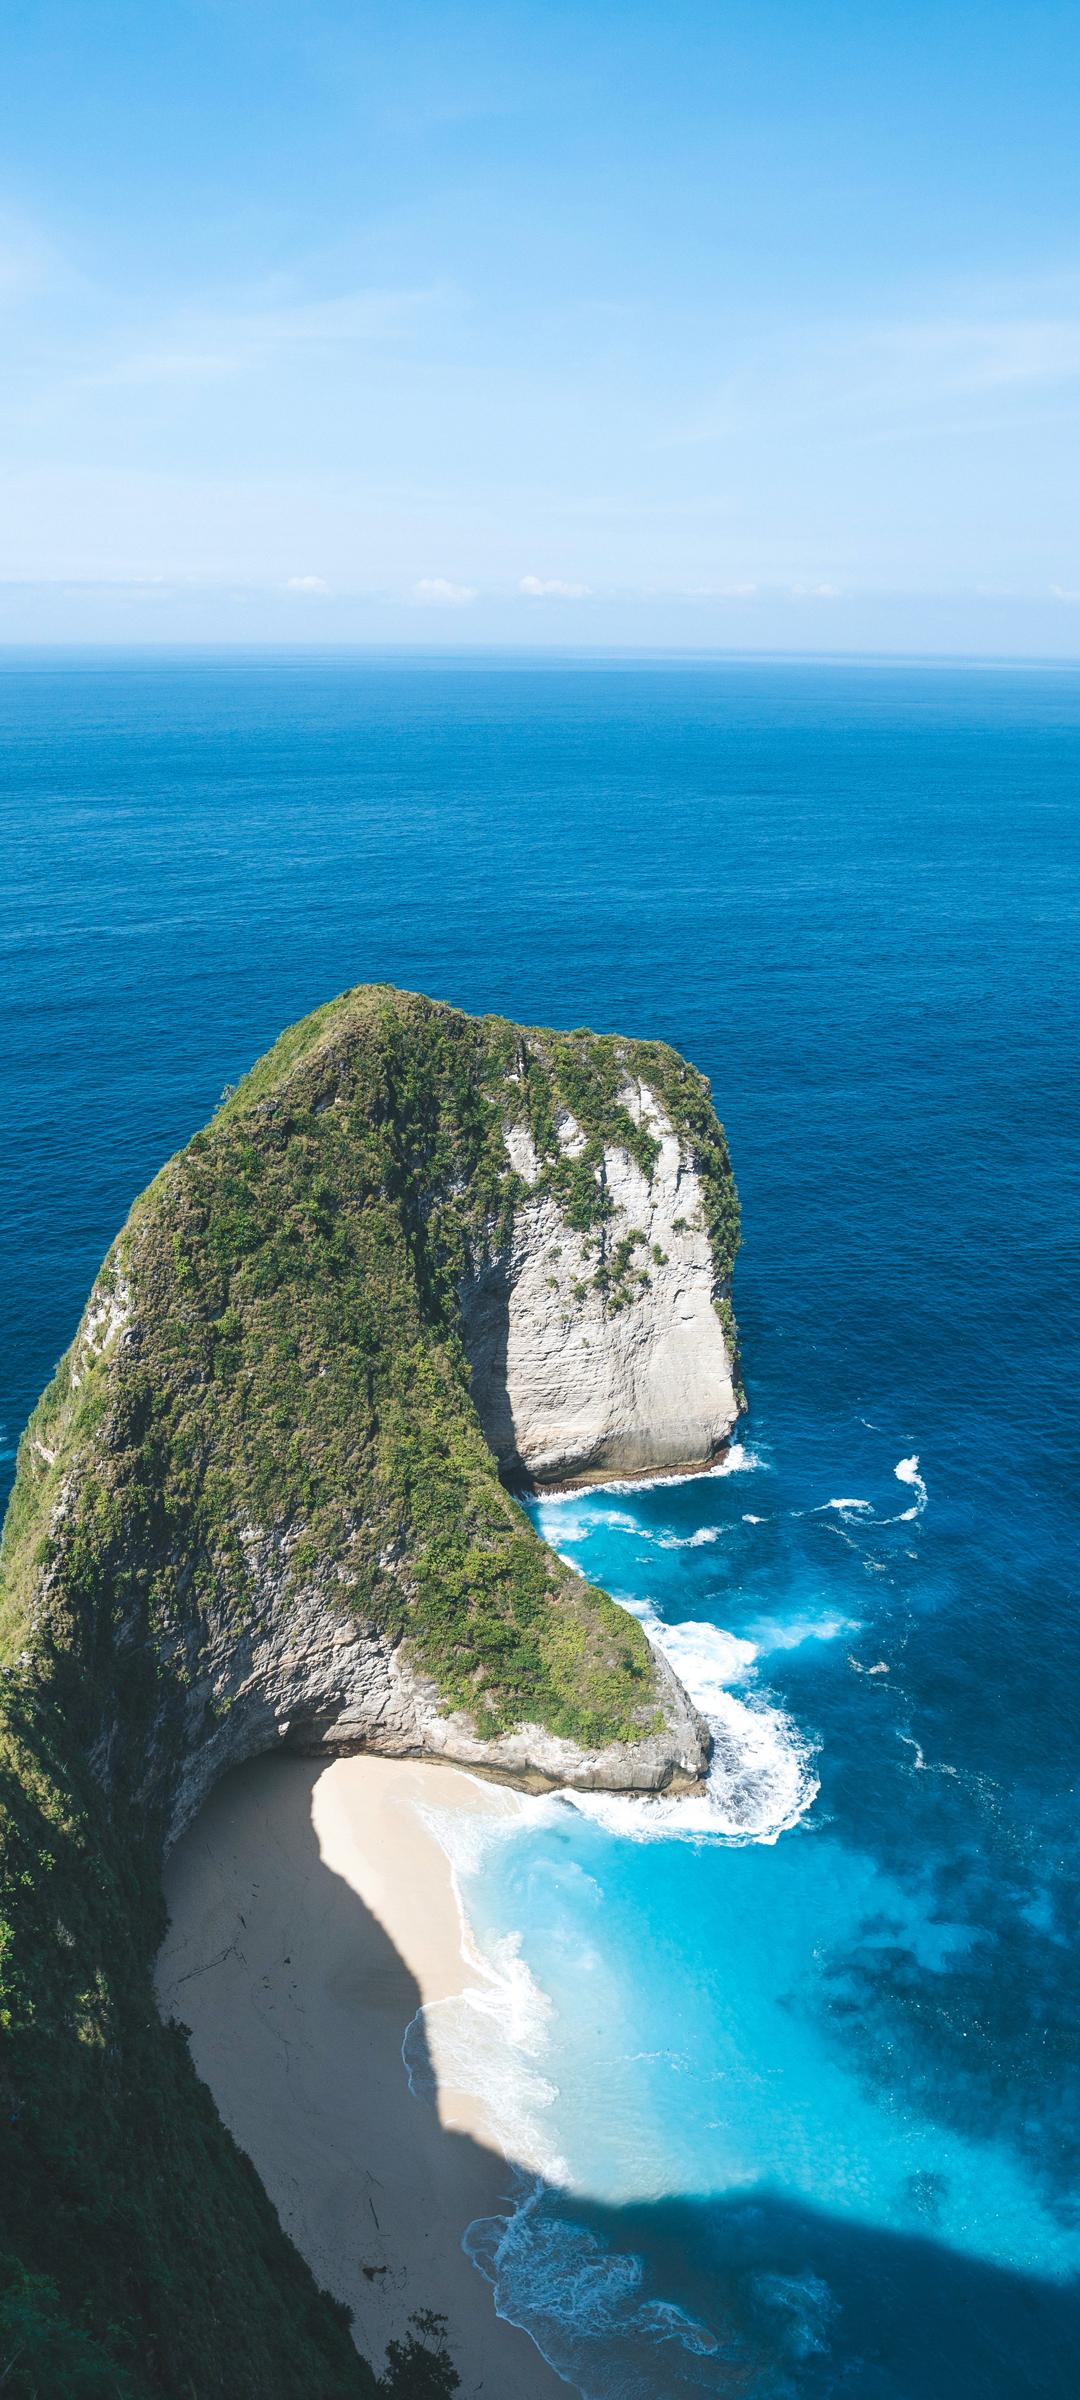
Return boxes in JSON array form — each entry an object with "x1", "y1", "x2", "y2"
[{"x1": 2, "y1": 651, "x2": 1078, "y2": 2395}]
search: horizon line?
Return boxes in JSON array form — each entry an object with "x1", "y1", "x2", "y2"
[{"x1": 0, "y1": 640, "x2": 1078, "y2": 673}]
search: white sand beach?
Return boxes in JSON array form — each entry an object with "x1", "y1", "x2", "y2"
[{"x1": 156, "y1": 1752, "x2": 566, "y2": 2399}]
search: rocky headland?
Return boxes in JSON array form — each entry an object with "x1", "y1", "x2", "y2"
[{"x1": 0, "y1": 985, "x2": 740, "y2": 2396}]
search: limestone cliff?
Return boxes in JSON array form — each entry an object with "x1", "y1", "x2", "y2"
[
  {"x1": 463, "y1": 1078, "x2": 738, "y2": 1485},
  {"x1": 0, "y1": 984, "x2": 741, "y2": 2397}
]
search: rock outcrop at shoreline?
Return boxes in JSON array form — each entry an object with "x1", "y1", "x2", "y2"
[
  {"x1": 462, "y1": 1077, "x2": 738, "y2": 1487},
  {"x1": 0, "y1": 985, "x2": 740, "y2": 2396}
]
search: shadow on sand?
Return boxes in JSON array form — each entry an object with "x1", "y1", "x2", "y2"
[{"x1": 159, "y1": 1753, "x2": 1080, "y2": 2400}]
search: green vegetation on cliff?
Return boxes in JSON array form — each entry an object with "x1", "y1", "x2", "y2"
[{"x1": 0, "y1": 985, "x2": 739, "y2": 2397}]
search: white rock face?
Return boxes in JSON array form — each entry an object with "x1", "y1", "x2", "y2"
[{"x1": 461, "y1": 1082, "x2": 737, "y2": 1485}]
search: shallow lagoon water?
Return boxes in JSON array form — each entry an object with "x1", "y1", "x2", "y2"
[{"x1": 3, "y1": 652, "x2": 1077, "y2": 2394}]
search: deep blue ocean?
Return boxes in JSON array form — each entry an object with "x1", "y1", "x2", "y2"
[{"x1": 3, "y1": 653, "x2": 1078, "y2": 2397}]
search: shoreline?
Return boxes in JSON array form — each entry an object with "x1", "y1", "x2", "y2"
[
  {"x1": 156, "y1": 1751, "x2": 567, "y2": 2399},
  {"x1": 514, "y1": 1435, "x2": 734, "y2": 1497}
]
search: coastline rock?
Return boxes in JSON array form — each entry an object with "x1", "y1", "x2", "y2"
[
  {"x1": 163, "y1": 1528, "x2": 710, "y2": 1848},
  {"x1": 462, "y1": 1079, "x2": 738, "y2": 1485},
  {"x1": 9, "y1": 986, "x2": 740, "y2": 1834},
  {"x1": 0, "y1": 984, "x2": 742, "y2": 2393}
]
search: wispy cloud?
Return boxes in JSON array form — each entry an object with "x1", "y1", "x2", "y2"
[
  {"x1": 414, "y1": 576, "x2": 477, "y2": 605},
  {"x1": 673, "y1": 580, "x2": 760, "y2": 599},
  {"x1": 661, "y1": 280, "x2": 1080, "y2": 456},
  {"x1": 518, "y1": 573, "x2": 591, "y2": 598},
  {"x1": 85, "y1": 285, "x2": 446, "y2": 389},
  {"x1": 872, "y1": 313, "x2": 1080, "y2": 393},
  {"x1": 284, "y1": 574, "x2": 330, "y2": 594}
]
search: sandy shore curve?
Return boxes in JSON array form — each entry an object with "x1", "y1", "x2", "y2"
[{"x1": 156, "y1": 1751, "x2": 566, "y2": 2398}]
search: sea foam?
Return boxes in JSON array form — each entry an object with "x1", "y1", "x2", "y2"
[
  {"x1": 814, "y1": 1454, "x2": 928, "y2": 1528},
  {"x1": 890, "y1": 1452, "x2": 928, "y2": 1520},
  {"x1": 465, "y1": 2184, "x2": 723, "y2": 2398},
  {"x1": 558, "y1": 1594, "x2": 818, "y2": 1847},
  {"x1": 536, "y1": 1440, "x2": 766, "y2": 1503},
  {"x1": 401, "y1": 1826, "x2": 568, "y2": 2181}
]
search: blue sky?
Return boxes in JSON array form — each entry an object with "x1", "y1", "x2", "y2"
[{"x1": 3, "y1": 0, "x2": 1079, "y2": 651}]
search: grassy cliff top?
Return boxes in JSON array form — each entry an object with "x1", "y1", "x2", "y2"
[{"x1": 2, "y1": 983, "x2": 739, "y2": 1745}]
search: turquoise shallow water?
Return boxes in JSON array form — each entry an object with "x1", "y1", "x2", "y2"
[
  {"x1": 2, "y1": 651, "x2": 1077, "y2": 2394},
  {"x1": 444, "y1": 1445, "x2": 1080, "y2": 2394}
]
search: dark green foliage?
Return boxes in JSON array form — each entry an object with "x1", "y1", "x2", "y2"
[
  {"x1": 0, "y1": 2254, "x2": 137, "y2": 2397},
  {"x1": 380, "y1": 2313, "x2": 459, "y2": 2399},
  {"x1": 0, "y1": 1670, "x2": 378, "y2": 2399},
  {"x1": 0, "y1": 985, "x2": 739, "y2": 2398}
]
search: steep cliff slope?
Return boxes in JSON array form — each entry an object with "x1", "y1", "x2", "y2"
[
  {"x1": 463, "y1": 1068, "x2": 739, "y2": 1484},
  {"x1": 0, "y1": 986, "x2": 740, "y2": 2396}
]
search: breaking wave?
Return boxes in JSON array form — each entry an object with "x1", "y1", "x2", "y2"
[
  {"x1": 652, "y1": 1523, "x2": 726, "y2": 1549},
  {"x1": 406, "y1": 1799, "x2": 731, "y2": 2396},
  {"x1": 403, "y1": 1446, "x2": 846, "y2": 2392},
  {"x1": 537, "y1": 1441, "x2": 767, "y2": 1502},
  {"x1": 401, "y1": 1842, "x2": 567, "y2": 2181},
  {"x1": 465, "y1": 2184, "x2": 725, "y2": 2399},
  {"x1": 815, "y1": 1455, "x2": 928, "y2": 1528},
  {"x1": 558, "y1": 1595, "x2": 819, "y2": 1847},
  {"x1": 535, "y1": 1503, "x2": 728, "y2": 1553},
  {"x1": 748, "y1": 1609, "x2": 857, "y2": 1653},
  {"x1": 891, "y1": 1453, "x2": 928, "y2": 1521}
]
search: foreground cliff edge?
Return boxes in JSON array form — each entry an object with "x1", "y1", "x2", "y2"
[{"x1": 0, "y1": 986, "x2": 740, "y2": 2395}]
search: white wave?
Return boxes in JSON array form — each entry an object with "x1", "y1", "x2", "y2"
[
  {"x1": 742, "y1": 1512, "x2": 764, "y2": 1523},
  {"x1": 652, "y1": 1613, "x2": 759, "y2": 1703},
  {"x1": 553, "y1": 1515, "x2": 727, "y2": 1552},
  {"x1": 749, "y1": 1611, "x2": 856, "y2": 1653},
  {"x1": 696, "y1": 1688, "x2": 819, "y2": 1842},
  {"x1": 652, "y1": 1523, "x2": 725, "y2": 1550},
  {"x1": 400, "y1": 1785, "x2": 571, "y2": 2179},
  {"x1": 707, "y1": 1441, "x2": 764, "y2": 1477},
  {"x1": 466, "y1": 2184, "x2": 721, "y2": 2396},
  {"x1": 554, "y1": 1597, "x2": 818, "y2": 1847},
  {"x1": 402, "y1": 1905, "x2": 566, "y2": 2182},
  {"x1": 534, "y1": 1509, "x2": 597, "y2": 1544},
  {"x1": 412, "y1": 1787, "x2": 528, "y2": 1882},
  {"x1": 532, "y1": 1502, "x2": 661, "y2": 1545},
  {"x1": 814, "y1": 1455, "x2": 928, "y2": 1529},
  {"x1": 537, "y1": 1440, "x2": 767, "y2": 1502},
  {"x1": 891, "y1": 1452, "x2": 928, "y2": 1521}
]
